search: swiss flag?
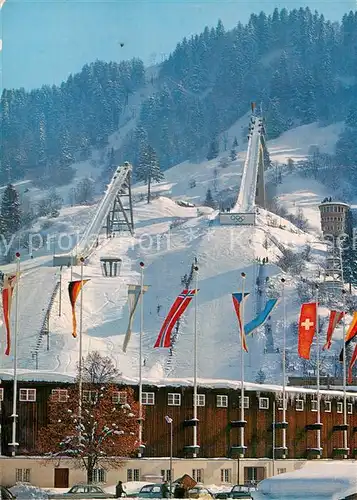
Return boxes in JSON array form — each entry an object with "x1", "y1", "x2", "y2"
[{"x1": 298, "y1": 302, "x2": 317, "y2": 359}]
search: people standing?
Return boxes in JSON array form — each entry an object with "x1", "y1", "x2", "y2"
[
  {"x1": 115, "y1": 480, "x2": 124, "y2": 498},
  {"x1": 161, "y1": 481, "x2": 170, "y2": 498}
]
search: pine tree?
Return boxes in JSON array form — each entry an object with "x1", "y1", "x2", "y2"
[
  {"x1": 135, "y1": 145, "x2": 164, "y2": 203},
  {"x1": 343, "y1": 210, "x2": 357, "y2": 293},
  {"x1": 204, "y1": 188, "x2": 217, "y2": 209},
  {"x1": 1, "y1": 184, "x2": 21, "y2": 236},
  {"x1": 230, "y1": 148, "x2": 237, "y2": 161},
  {"x1": 255, "y1": 368, "x2": 266, "y2": 384},
  {"x1": 108, "y1": 148, "x2": 116, "y2": 171},
  {"x1": 207, "y1": 138, "x2": 219, "y2": 161},
  {"x1": 232, "y1": 136, "x2": 238, "y2": 148}
]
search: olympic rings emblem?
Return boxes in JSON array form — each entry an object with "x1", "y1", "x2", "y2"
[{"x1": 230, "y1": 215, "x2": 245, "y2": 222}]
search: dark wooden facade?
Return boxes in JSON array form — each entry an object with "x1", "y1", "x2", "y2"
[{"x1": 1, "y1": 380, "x2": 357, "y2": 459}]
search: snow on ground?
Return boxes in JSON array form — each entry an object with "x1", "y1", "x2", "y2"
[
  {"x1": 256, "y1": 460, "x2": 357, "y2": 499},
  {"x1": 275, "y1": 173, "x2": 330, "y2": 233},
  {"x1": 0, "y1": 266, "x2": 59, "y2": 370},
  {"x1": 10, "y1": 192, "x2": 314, "y2": 383},
  {"x1": 268, "y1": 122, "x2": 344, "y2": 162},
  {"x1": 0, "y1": 120, "x2": 350, "y2": 384}
]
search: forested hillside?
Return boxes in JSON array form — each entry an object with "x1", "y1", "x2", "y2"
[
  {"x1": 0, "y1": 59, "x2": 145, "y2": 184},
  {"x1": 1, "y1": 8, "x2": 356, "y2": 187},
  {"x1": 121, "y1": 8, "x2": 357, "y2": 171}
]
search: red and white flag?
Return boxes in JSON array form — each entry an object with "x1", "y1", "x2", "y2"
[
  {"x1": 154, "y1": 289, "x2": 198, "y2": 348},
  {"x1": 2, "y1": 273, "x2": 17, "y2": 356},
  {"x1": 298, "y1": 302, "x2": 317, "y2": 359},
  {"x1": 323, "y1": 310, "x2": 344, "y2": 350}
]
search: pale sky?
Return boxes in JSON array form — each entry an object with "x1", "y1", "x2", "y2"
[{"x1": 0, "y1": 0, "x2": 355, "y2": 90}]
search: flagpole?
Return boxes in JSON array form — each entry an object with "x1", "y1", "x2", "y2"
[
  {"x1": 281, "y1": 277, "x2": 287, "y2": 458},
  {"x1": 10, "y1": 252, "x2": 20, "y2": 456},
  {"x1": 342, "y1": 288, "x2": 348, "y2": 455},
  {"x1": 240, "y1": 272, "x2": 246, "y2": 458},
  {"x1": 315, "y1": 283, "x2": 321, "y2": 455},
  {"x1": 58, "y1": 266, "x2": 62, "y2": 316},
  {"x1": 138, "y1": 261, "x2": 144, "y2": 458},
  {"x1": 193, "y1": 264, "x2": 199, "y2": 458},
  {"x1": 78, "y1": 257, "x2": 84, "y2": 441}
]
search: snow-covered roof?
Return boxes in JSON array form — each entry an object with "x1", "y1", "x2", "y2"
[{"x1": 1, "y1": 370, "x2": 356, "y2": 398}]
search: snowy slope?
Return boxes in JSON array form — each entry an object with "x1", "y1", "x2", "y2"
[{"x1": 0, "y1": 120, "x2": 351, "y2": 384}]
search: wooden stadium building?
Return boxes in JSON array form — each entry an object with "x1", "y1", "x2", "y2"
[{"x1": 0, "y1": 378, "x2": 357, "y2": 460}]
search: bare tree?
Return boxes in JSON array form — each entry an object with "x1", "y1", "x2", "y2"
[
  {"x1": 37, "y1": 352, "x2": 137, "y2": 483},
  {"x1": 75, "y1": 178, "x2": 95, "y2": 205},
  {"x1": 81, "y1": 351, "x2": 120, "y2": 384}
]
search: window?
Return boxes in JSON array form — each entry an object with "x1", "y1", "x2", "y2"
[
  {"x1": 127, "y1": 469, "x2": 140, "y2": 482},
  {"x1": 194, "y1": 394, "x2": 205, "y2": 407},
  {"x1": 216, "y1": 395, "x2": 228, "y2": 408},
  {"x1": 161, "y1": 469, "x2": 171, "y2": 481},
  {"x1": 0, "y1": 388, "x2": 3, "y2": 401},
  {"x1": 16, "y1": 468, "x2": 31, "y2": 482},
  {"x1": 19, "y1": 389, "x2": 36, "y2": 402},
  {"x1": 324, "y1": 401, "x2": 331, "y2": 413},
  {"x1": 337, "y1": 402, "x2": 343, "y2": 413},
  {"x1": 277, "y1": 398, "x2": 287, "y2": 410},
  {"x1": 112, "y1": 391, "x2": 127, "y2": 404},
  {"x1": 259, "y1": 397, "x2": 269, "y2": 410},
  {"x1": 142, "y1": 392, "x2": 155, "y2": 405},
  {"x1": 244, "y1": 467, "x2": 266, "y2": 483},
  {"x1": 192, "y1": 469, "x2": 204, "y2": 483},
  {"x1": 51, "y1": 389, "x2": 68, "y2": 402},
  {"x1": 83, "y1": 390, "x2": 98, "y2": 403},
  {"x1": 295, "y1": 399, "x2": 304, "y2": 411},
  {"x1": 277, "y1": 468, "x2": 286, "y2": 475},
  {"x1": 92, "y1": 468, "x2": 106, "y2": 483},
  {"x1": 238, "y1": 396, "x2": 249, "y2": 409},
  {"x1": 348, "y1": 403, "x2": 353, "y2": 414},
  {"x1": 220, "y1": 468, "x2": 232, "y2": 483},
  {"x1": 311, "y1": 400, "x2": 318, "y2": 412},
  {"x1": 168, "y1": 393, "x2": 181, "y2": 406}
]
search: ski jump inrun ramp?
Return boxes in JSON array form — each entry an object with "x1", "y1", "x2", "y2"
[
  {"x1": 220, "y1": 107, "x2": 266, "y2": 226},
  {"x1": 53, "y1": 162, "x2": 134, "y2": 267}
]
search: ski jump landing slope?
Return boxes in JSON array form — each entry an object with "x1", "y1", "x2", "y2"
[
  {"x1": 233, "y1": 116, "x2": 262, "y2": 213},
  {"x1": 0, "y1": 267, "x2": 59, "y2": 370}
]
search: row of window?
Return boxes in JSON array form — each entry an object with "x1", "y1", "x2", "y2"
[
  {"x1": 277, "y1": 398, "x2": 353, "y2": 414},
  {"x1": 127, "y1": 468, "x2": 227, "y2": 484},
  {"x1": 142, "y1": 392, "x2": 355, "y2": 414},
  {"x1": 323, "y1": 216, "x2": 344, "y2": 222},
  {"x1": 1, "y1": 389, "x2": 355, "y2": 414},
  {"x1": 15, "y1": 468, "x2": 106, "y2": 484},
  {"x1": 321, "y1": 205, "x2": 346, "y2": 213},
  {"x1": 0, "y1": 388, "x2": 128, "y2": 403}
]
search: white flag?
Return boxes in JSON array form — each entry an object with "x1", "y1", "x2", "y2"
[{"x1": 122, "y1": 284, "x2": 148, "y2": 352}]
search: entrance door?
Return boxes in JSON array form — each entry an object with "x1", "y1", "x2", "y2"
[{"x1": 54, "y1": 468, "x2": 69, "y2": 488}]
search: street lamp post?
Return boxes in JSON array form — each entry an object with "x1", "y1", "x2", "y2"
[{"x1": 165, "y1": 416, "x2": 173, "y2": 498}]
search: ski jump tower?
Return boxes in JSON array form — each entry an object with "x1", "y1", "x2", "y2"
[
  {"x1": 318, "y1": 199, "x2": 350, "y2": 293},
  {"x1": 220, "y1": 102, "x2": 267, "y2": 226},
  {"x1": 53, "y1": 162, "x2": 134, "y2": 267}
]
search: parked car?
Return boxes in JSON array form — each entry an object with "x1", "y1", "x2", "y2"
[
  {"x1": 229, "y1": 485, "x2": 256, "y2": 499},
  {"x1": 133, "y1": 484, "x2": 164, "y2": 498},
  {"x1": 188, "y1": 486, "x2": 214, "y2": 499},
  {"x1": 48, "y1": 484, "x2": 115, "y2": 499},
  {"x1": 0, "y1": 487, "x2": 16, "y2": 500}
]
